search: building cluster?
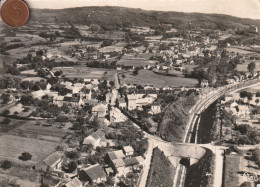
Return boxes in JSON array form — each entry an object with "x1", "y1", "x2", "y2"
[
  {"x1": 222, "y1": 92, "x2": 260, "y2": 128},
  {"x1": 34, "y1": 144, "x2": 143, "y2": 186}
]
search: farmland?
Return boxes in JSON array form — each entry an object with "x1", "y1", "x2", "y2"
[
  {"x1": 52, "y1": 66, "x2": 117, "y2": 81},
  {"x1": 0, "y1": 134, "x2": 59, "y2": 163},
  {"x1": 0, "y1": 118, "x2": 68, "y2": 164},
  {"x1": 117, "y1": 53, "x2": 157, "y2": 67},
  {"x1": 121, "y1": 70, "x2": 198, "y2": 87},
  {"x1": 225, "y1": 46, "x2": 256, "y2": 55}
]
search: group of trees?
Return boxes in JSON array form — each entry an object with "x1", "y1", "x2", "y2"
[
  {"x1": 239, "y1": 91, "x2": 253, "y2": 100},
  {"x1": 86, "y1": 60, "x2": 117, "y2": 69},
  {"x1": 20, "y1": 80, "x2": 47, "y2": 91}
]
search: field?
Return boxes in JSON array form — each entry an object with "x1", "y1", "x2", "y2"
[
  {"x1": 0, "y1": 54, "x2": 18, "y2": 67},
  {"x1": 117, "y1": 53, "x2": 157, "y2": 67},
  {"x1": 98, "y1": 42, "x2": 126, "y2": 53},
  {"x1": 237, "y1": 60, "x2": 260, "y2": 72},
  {"x1": 121, "y1": 70, "x2": 198, "y2": 87},
  {"x1": 0, "y1": 118, "x2": 68, "y2": 164},
  {"x1": 225, "y1": 46, "x2": 256, "y2": 55},
  {"x1": 53, "y1": 66, "x2": 117, "y2": 81},
  {"x1": 0, "y1": 134, "x2": 58, "y2": 163}
]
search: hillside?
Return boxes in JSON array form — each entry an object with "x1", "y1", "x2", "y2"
[
  {"x1": 29, "y1": 6, "x2": 260, "y2": 30},
  {"x1": 159, "y1": 93, "x2": 198, "y2": 142}
]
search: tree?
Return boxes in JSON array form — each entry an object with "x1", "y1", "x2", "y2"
[
  {"x1": 55, "y1": 115, "x2": 68, "y2": 122},
  {"x1": 1, "y1": 160, "x2": 11, "y2": 170},
  {"x1": 1, "y1": 93, "x2": 11, "y2": 104},
  {"x1": 2, "y1": 109, "x2": 10, "y2": 116},
  {"x1": 20, "y1": 81, "x2": 30, "y2": 90},
  {"x1": 62, "y1": 161, "x2": 77, "y2": 173},
  {"x1": 89, "y1": 24, "x2": 101, "y2": 33},
  {"x1": 256, "y1": 92, "x2": 260, "y2": 97},
  {"x1": 252, "y1": 148, "x2": 260, "y2": 167},
  {"x1": 122, "y1": 74, "x2": 126, "y2": 79},
  {"x1": 109, "y1": 81, "x2": 115, "y2": 87},
  {"x1": 247, "y1": 62, "x2": 256, "y2": 73},
  {"x1": 19, "y1": 152, "x2": 32, "y2": 161},
  {"x1": 2, "y1": 118, "x2": 11, "y2": 124},
  {"x1": 36, "y1": 50, "x2": 44, "y2": 57},
  {"x1": 65, "y1": 151, "x2": 79, "y2": 159},
  {"x1": 54, "y1": 70, "x2": 63, "y2": 77},
  {"x1": 133, "y1": 69, "x2": 139, "y2": 76}
]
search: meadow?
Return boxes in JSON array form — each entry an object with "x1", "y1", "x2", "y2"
[
  {"x1": 53, "y1": 66, "x2": 117, "y2": 81},
  {"x1": 121, "y1": 70, "x2": 198, "y2": 87},
  {"x1": 237, "y1": 60, "x2": 260, "y2": 72}
]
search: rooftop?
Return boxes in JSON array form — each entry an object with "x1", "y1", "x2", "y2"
[
  {"x1": 107, "y1": 150, "x2": 125, "y2": 160},
  {"x1": 82, "y1": 164, "x2": 106, "y2": 181},
  {"x1": 65, "y1": 177, "x2": 82, "y2": 187},
  {"x1": 123, "y1": 146, "x2": 134, "y2": 153},
  {"x1": 42, "y1": 152, "x2": 62, "y2": 167}
]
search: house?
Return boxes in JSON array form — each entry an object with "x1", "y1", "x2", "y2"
[
  {"x1": 230, "y1": 101, "x2": 238, "y2": 108},
  {"x1": 122, "y1": 146, "x2": 134, "y2": 157},
  {"x1": 80, "y1": 87, "x2": 92, "y2": 100},
  {"x1": 237, "y1": 105, "x2": 250, "y2": 116},
  {"x1": 222, "y1": 94, "x2": 234, "y2": 104},
  {"x1": 53, "y1": 95, "x2": 84, "y2": 107},
  {"x1": 146, "y1": 90, "x2": 158, "y2": 98},
  {"x1": 106, "y1": 150, "x2": 126, "y2": 163},
  {"x1": 91, "y1": 79, "x2": 100, "y2": 85},
  {"x1": 34, "y1": 152, "x2": 63, "y2": 172},
  {"x1": 110, "y1": 156, "x2": 144, "y2": 175},
  {"x1": 127, "y1": 96, "x2": 154, "y2": 111},
  {"x1": 144, "y1": 85, "x2": 154, "y2": 90},
  {"x1": 92, "y1": 103, "x2": 108, "y2": 117},
  {"x1": 79, "y1": 164, "x2": 106, "y2": 185},
  {"x1": 110, "y1": 107, "x2": 127, "y2": 123},
  {"x1": 83, "y1": 129, "x2": 106, "y2": 148},
  {"x1": 118, "y1": 98, "x2": 127, "y2": 109},
  {"x1": 151, "y1": 103, "x2": 161, "y2": 114},
  {"x1": 226, "y1": 79, "x2": 236, "y2": 84},
  {"x1": 232, "y1": 93, "x2": 240, "y2": 101},
  {"x1": 200, "y1": 80, "x2": 209, "y2": 87},
  {"x1": 62, "y1": 177, "x2": 82, "y2": 187}
]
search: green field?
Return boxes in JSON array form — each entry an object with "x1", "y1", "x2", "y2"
[
  {"x1": 53, "y1": 66, "x2": 117, "y2": 81},
  {"x1": 0, "y1": 134, "x2": 58, "y2": 163},
  {"x1": 121, "y1": 70, "x2": 198, "y2": 87},
  {"x1": 0, "y1": 118, "x2": 68, "y2": 164},
  {"x1": 237, "y1": 60, "x2": 260, "y2": 72}
]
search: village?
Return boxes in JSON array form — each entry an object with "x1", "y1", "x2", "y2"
[{"x1": 1, "y1": 5, "x2": 260, "y2": 187}]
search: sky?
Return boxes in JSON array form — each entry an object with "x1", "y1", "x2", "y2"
[{"x1": 19, "y1": 0, "x2": 260, "y2": 19}]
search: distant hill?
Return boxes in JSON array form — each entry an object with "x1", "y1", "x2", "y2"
[{"x1": 29, "y1": 6, "x2": 260, "y2": 30}]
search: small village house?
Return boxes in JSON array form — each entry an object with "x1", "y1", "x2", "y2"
[
  {"x1": 82, "y1": 129, "x2": 106, "y2": 148},
  {"x1": 110, "y1": 107, "x2": 127, "y2": 123},
  {"x1": 118, "y1": 98, "x2": 127, "y2": 109},
  {"x1": 122, "y1": 146, "x2": 134, "y2": 157},
  {"x1": 79, "y1": 164, "x2": 107, "y2": 185},
  {"x1": 151, "y1": 103, "x2": 161, "y2": 114},
  {"x1": 92, "y1": 103, "x2": 108, "y2": 117},
  {"x1": 200, "y1": 80, "x2": 209, "y2": 87},
  {"x1": 62, "y1": 177, "x2": 82, "y2": 187},
  {"x1": 34, "y1": 152, "x2": 63, "y2": 172}
]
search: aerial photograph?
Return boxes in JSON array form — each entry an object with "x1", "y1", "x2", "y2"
[{"x1": 0, "y1": 0, "x2": 260, "y2": 186}]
